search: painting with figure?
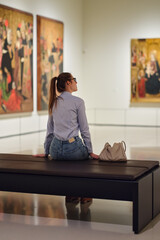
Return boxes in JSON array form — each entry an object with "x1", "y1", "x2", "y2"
[
  {"x1": 0, "y1": 4, "x2": 33, "y2": 114},
  {"x1": 131, "y1": 38, "x2": 160, "y2": 103},
  {"x1": 37, "y1": 15, "x2": 63, "y2": 111}
]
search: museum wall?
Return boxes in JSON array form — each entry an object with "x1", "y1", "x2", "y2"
[
  {"x1": 83, "y1": 0, "x2": 160, "y2": 126},
  {"x1": 1, "y1": 0, "x2": 160, "y2": 140},
  {"x1": 0, "y1": 0, "x2": 84, "y2": 137}
]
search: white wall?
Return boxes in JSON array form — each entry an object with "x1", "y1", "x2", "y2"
[
  {"x1": 0, "y1": 0, "x2": 84, "y2": 137},
  {"x1": 83, "y1": 0, "x2": 160, "y2": 126}
]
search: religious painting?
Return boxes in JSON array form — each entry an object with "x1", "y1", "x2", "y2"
[
  {"x1": 0, "y1": 4, "x2": 33, "y2": 114},
  {"x1": 37, "y1": 15, "x2": 63, "y2": 111},
  {"x1": 131, "y1": 38, "x2": 160, "y2": 103}
]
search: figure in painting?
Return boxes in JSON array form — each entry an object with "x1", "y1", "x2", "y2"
[
  {"x1": 57, "y1": 37, "x2": 63, "y2": 74},
  {"x1": 14, "y1": 27, "x2": 21, "y2": 90},
  {"x1": 138, "y1": 69, "x2": 147, "y2": 98},
  {"x1": 145, "y1": 50, "x2": 160, "y2": 95},
  {"x1": 28, "y1": 23, "x2": 33, "y2": 91},
  {"x1": 41, "y1": 67, "x2": 49, "y2": 110},
  {"x1": 131, "y1": 45, "x2": 137, "y2": 67},
  {"x1": 17, "y1": 22, "x2": 26, "y2": 94},
  {"x1": 1, "y1": 25, "x2": 13, "y2": 93},
  {"x1": 48, "y1": 42, "x2": 56, "y2": 78},
  {"x1": 138, "y1": 50, "x2": 146, "y2": 69},
  {"x1": 131, "y1": 76, "x2": 137, "y2": 98}
]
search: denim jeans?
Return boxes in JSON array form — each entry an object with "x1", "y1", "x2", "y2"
[{"x1": 49, "y1": 136, "x2": 89, "y2": 160}]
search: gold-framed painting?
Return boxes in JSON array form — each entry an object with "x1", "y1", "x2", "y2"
[
  {"x1": 131, "y1": 38, "x2": 160, "y2": 103},
  {"x1": 0, "y1": 4, "x2": 33, "y2": 114},
  {"x1": 37, "y1": 15, "x2": 63, "y2": 111}
]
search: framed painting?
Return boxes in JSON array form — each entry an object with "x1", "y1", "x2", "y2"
[
  {"x1": 0, "y1": 4, "x2": 33, "y2": 114},
  {"x1": 37, "y1": 15, "x2": 63, "y2": 111},
  {"x1": 131, "y1": 38, "x2": 160, "y2": 103}
]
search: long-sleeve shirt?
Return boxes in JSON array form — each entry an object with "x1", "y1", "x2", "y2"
[{"x1": 44, "y1": 91, "x2": 93, "y2": 155}]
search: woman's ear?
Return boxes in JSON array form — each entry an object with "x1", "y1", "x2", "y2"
[{"x1": 66, "y1": 81, "x2": 70, "y2": 85}]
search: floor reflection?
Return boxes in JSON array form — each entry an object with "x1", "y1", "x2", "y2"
[
  {"x1": 38, "y1": 195, "x2": 65, "y2": 219},
  {"x1": 65, "y1": 199, "x2": 92, "y2": 222},
  {"x1": 0, "y1": 191, "x2": 132, "y2": 227},
  {"x1": 0, "y1": 192, "x2": 92, "y2": 222},
  {"x1": 0, "y1": 192, "x2": 65, "y2": 220},
  {"x1": 0, "y1": 192, "x2": 34, "y2": 217}
]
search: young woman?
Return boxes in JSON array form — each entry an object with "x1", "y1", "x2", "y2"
[{"x1": 44, "y1": 72, "x2": 99, "y2": 161}]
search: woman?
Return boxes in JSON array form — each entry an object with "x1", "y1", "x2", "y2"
[
  {"x1": 44, "y1": 72, "x2": 99, "y2": 161},
  {"x1": 44, "y1": 72, "x2": 98, "y2": 205}
]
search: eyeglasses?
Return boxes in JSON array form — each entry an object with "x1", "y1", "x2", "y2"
[{"x1": 72, "y1": 78, "x2": 77, "y2": 83}]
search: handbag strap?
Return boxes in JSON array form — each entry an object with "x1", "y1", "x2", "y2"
[
  {"x1": 105, "y1": 142, "x2": 110, "y2": 147},
  {"x1": 121, "y1": 141, "x2": 126, "y2": 152}
]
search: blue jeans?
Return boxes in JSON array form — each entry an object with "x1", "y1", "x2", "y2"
[{"x1": 49, "y1": 136, "x2": 89, "y2": 160}]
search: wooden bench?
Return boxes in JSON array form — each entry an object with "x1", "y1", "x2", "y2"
[{"x1": 0, "y1": 153, "x2": 160, "y2": 234}]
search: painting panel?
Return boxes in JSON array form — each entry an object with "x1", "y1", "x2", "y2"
[
  {"x1": 131, "y1": 38, "x2": 160, "y2": 103},
  {"x1": 0, "y1": 4, "x2": 33, "y2": 114},
  {"x1": 37, "y1": 15, "x2": 63, "y2": 111}
]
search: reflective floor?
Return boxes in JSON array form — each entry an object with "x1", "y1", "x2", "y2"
[{"x1": 0, "y1": 126, "x2": 160, "y2": 239}]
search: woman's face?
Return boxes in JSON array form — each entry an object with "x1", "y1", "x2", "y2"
[
  {"x1": 67, "y1": 75, "x2": 77, "y2": 92},
  {"x1": 71, "y1": 75, "x2": 77, "y2": 92}
]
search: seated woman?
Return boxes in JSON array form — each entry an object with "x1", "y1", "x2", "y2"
[{"x1": 44, "y1": 72, "x2": 99, "y2": 204}]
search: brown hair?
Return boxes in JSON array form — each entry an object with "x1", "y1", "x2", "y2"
[{"x1": 48, "y1": 72, "x2": 72, "y2": 114}]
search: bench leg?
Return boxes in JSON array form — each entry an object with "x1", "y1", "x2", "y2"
[
  {"x1": 133, "y1": 173, "x2": 152, "y2": 234},
  {"x1": 153, "y1": 167, "x2": 160, "y2": 218}
]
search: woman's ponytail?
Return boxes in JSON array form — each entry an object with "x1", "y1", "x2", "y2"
[
  {"x1": 48, "y1": 72, "x2": 72, "y2": 114},
  {"x1": 48, "y1": 77, "x2": 57, "y2": 115}
]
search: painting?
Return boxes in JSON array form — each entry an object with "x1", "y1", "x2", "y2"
[
  {"x1": 37, "y1": 15, "x2": 63, "y2": 111},
  {"x1": 131, "y1": 38, "x2": 160, "y2": 103},
  {"x1": 0, "y1": 4, "x2": 33, "y2": 114}
]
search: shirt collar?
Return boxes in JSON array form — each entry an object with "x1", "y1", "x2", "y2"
[{"x1": 60, "y1": 91, "x2": 72, "y2": 97}]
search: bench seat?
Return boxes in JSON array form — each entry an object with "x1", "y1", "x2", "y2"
[
  {"x1": 0, "y1": 153, "x2": 158, "y2": 180},
  {"x1": 0, "y1": 153, "x2": 159, "y2": 234}
]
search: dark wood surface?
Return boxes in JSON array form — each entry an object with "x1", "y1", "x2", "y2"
[
  {"x1": 0, "y1": 154, "x2": 159, "y2": 180},
  {"x1": 153, "y1": 167, "x2": 160, "y2": 218}
]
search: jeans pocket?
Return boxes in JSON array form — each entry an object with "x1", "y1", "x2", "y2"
[
  {"x1": 70, "y1": 138, "x2": 88, "y2": 160},
  {"x1": 63, "y1": 141, "x2": 79, "y2": 154}
]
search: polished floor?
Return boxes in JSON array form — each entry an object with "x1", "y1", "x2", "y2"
[{"x1": 0, "y1": 126, "x2": 160, "y2": 239}]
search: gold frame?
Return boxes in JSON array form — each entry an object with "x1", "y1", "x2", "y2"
[{"x1": 131, "y1": 38, "x2": 160, "y2": 104}]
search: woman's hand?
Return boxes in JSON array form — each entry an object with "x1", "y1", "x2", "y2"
[{"x1": 89, "y1": 153, "x2": 99, "y2": 159}]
